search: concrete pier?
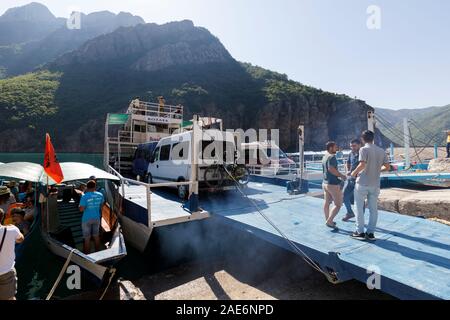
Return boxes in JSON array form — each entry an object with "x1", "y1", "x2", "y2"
[{"x1": 378, "y1": 188, "x2": 450, "y2": 222}]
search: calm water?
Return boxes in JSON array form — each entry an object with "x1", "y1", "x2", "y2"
[{"x1": 0, "y1": 153, "x2": 104, "y2": 168}]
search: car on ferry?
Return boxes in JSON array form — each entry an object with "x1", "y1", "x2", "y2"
[
  {"x1": 132, "y1": 142, "x2": 159, "y2": 180},
  {"x1": 146, "y1": 130, "x2": 246, "y2": 198}
]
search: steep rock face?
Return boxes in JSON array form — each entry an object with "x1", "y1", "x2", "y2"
[
  {"x1": 0, "y1": 18, "x2": 377, "y2": 153},
  {"x1": 0, "y1": 2, "x2": 55, "y2": 22},
  {"x1": 132, "y1": 41, "x2": 232, "y2": 72},
  {"x1": 244, "y1": 97, "x2": 371, "y2": 151},
  {"x1": 52, "y1": 21, "x2": 232, "y2": 68},
  {"x1": 0, "y1": 2, "x2": 63, "y2": 46},
  {"x1": 0, "y1": 3, "x2": 145, "y2": 76}
]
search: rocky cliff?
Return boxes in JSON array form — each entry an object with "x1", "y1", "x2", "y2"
[
  {"x1": 0, "y1": 3, "x2": 144, "y2": 76},
  {"x1": 0, "y1": 13, "x2": 376, "y2": 153}
]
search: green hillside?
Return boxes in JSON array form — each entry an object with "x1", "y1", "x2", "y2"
[
  {"x1": 376, "y1": 105, "x2": 450, "y2": 146},
  {"x1": 0, "y1": 71, "x2": 61, "y2": 129}
]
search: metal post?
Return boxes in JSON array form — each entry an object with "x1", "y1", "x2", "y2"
[
  {"x1": 146, "y1": 185, "x2": 152, "y2": 227},
  {"x1": 298, "y1": 125, "x2": 305, "y2": 182},
  {"x1": 434, "y1": 144, "x2": 438, "y2": 159},
  {"x1": 368, "y1": 111, "x2": 375, "y2": 132},
  {"x1": 189, "y1": 115, "x2": 199, "y2": 211},
  {"x1": 104, "y1": 114, "x2": 109, "y2": 170},
  {"x1": 117, "y1": 129, "x2": 121, "y2": 174},
  {"x1": 390, "y1": 143, "x2": 395, "y2": 162},
  {"x1": 403, "y1": 118, "x2": 410, "y2": 168}
]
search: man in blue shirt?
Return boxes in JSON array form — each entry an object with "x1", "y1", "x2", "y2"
[
  {"x1": 342, "y1": 139, "x2": 361, "y2": 222},
  {"x1": 79, "y1": 180, "x2": 104, "y2": 253}
]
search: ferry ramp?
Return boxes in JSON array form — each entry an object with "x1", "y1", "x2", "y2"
[{"x1": 199, "y1": 181, "x2": 450, "y2": 300}]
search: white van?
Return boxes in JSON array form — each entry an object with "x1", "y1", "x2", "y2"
[{"x1": 146, "y1": 129, "x2": 239, "y2": 198}]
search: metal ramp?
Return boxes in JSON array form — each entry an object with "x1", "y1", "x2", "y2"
[
  {"x1": 120, "y1": 184, "x2": 209, "y2": 228},
  {"x1": 109, "y1": 176, "x2": 209, "y2": 252},
  {"x1": 57, "y1": 201, "x2": 84, "y2": 248},
  {"x1": 199, "y1": 181, "x2": 450, "y2": 300}
]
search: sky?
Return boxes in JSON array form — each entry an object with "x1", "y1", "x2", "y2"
[{"x1": 1, "y1": 0, "x2": 449, "y2": 110}]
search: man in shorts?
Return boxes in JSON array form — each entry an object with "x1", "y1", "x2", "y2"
[
  {"x1": 322, "y1": 141, "x2": 347, "y2": 229},
  {"x1": 0, "y1": 208, "x2": 24, "y2": 300},
  {"x1": 79, "y1": 180, "x2": 104, "y2": 253}
]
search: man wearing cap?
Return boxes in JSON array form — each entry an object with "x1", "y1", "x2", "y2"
[
  {"x1": 0, "y1": 187, "x2": 16, "y2": 215},
  {"x1": 0, "y1": 208, "x2": 24, "y2": 300}
]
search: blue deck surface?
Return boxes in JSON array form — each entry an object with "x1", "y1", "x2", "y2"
[{"x1": 199, "y1": 182, "x2": 450, "y2": 300}]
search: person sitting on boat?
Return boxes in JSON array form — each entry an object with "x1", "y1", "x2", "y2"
[
  {"x1": 7, "y1": 181, "x2": 19, "y2": 201},
  {"x1": 22, "y1": 194, "x2": 36, "y2": 223},
  {"x1": 322, "y1": 141, "x2": 347, "y2": 229},
  {"x1": 79, "y1": 180, "x2": 104, "y2": 254},
  {"x1": 0, "y1": 186, "x2": 16, "y2": 216},
  {"x1": 73, "y1": 183, "x2": 86, "y2": 203},
  {"x1": 38, "y1": 186, "x2": 58, "y2": 218},
  {"x1": 0, "y1": 208, "x2": 24, "y2": 300},
  {"x1": 16, "y1": 183, "x2": 31, "y2": 202},
  {"x1": 342, "y1": 139, "x2": 361, "y2": 222},
  {"x1": 10, "y1": 208, "x2": 30, "y2": 236}
]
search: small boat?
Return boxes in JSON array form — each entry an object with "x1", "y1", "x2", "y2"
[{"x1": 0, "y1": 162, "x2": 127, "y2": 284}]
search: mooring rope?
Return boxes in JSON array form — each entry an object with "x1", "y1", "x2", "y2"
[
  {"x1": 220, "y1": 164, "x2": 338, "y2": 283},
  {"x1": 99, "y1": 268, "x2": 116, "y2": 300},
  {"x1": 46, "y1": 248, "x2": 76, "y2": 300},
  {"x1": 199, "y1": 129, "x2": 338, "y2": 283}
]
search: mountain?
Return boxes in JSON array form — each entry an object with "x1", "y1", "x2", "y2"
[
  {"x1": 0, "y1": 19, "x2": 375, "y2": 153},
  {"x1": 0, "y1": 3, "x2": 144, "y2": 77},
  {"x1": 376, "y1": 105, "x2": 450, "y2": 146},
  {"x1": 0, "y1": 2, "x2": 64, "y2": 46}
]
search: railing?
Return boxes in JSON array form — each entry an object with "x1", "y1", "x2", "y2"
[
  {"x1": 107, "y1": 165, "x2": 198, "y2": 228},
  {"x1": 247, "y1": 164, "x2": 299, "y2": 177},
  {"x1": 129, "y1": 101, "x2": 183, "y2": 120}
]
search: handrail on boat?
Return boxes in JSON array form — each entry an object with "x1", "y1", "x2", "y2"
[{"x1": 107, "y1": 165, "x2": 199, "y2": 228}]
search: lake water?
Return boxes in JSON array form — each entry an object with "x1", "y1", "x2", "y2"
[{"x1": 0, "y1": 153, "x2": 104, "y2": 168}]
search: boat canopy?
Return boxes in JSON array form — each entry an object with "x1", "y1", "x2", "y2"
[{"x1": 0, "y1": 162, "x2": 119, "y2": 185}]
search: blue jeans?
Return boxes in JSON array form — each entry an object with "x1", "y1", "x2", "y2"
[
  {"x1": 343, "y1": 179, "x2": 355, "y2": 215},
  {"x1": 354, "y1": 183, "x2": 380, "y2": 234}
]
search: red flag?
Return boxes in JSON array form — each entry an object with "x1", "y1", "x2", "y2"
[{"x1": 44, "y1": 133, "x2": 64, "y2": 184}]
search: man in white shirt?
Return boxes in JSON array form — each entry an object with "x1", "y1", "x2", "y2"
[
  {"x1": 0, "y1": 208, "x2": 24, "y2": 300},
  {"x1": 351, "y1": 130, "x2": 390, "y2": 241}
]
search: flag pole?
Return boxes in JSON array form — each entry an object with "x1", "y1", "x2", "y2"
[
  {"x1": 46, "y1": 174, "x2": 49, "y2": 233},
  {"x1": 46, "y1": 133, "x2": 49, "y2": 233}
]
